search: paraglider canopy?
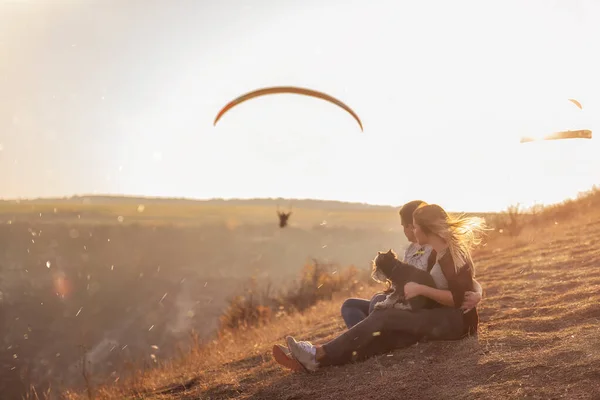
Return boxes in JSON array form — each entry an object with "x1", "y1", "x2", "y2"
[
  {"x1": 520, "y1": 129, "x2": 592, "y2": 143},
  {"x1": 519, "y1": 98, "x2": 590, "y2": 143},
  {"x1": 213, "y1": 86, "x2": 364, "y2": 131},
  {"x1": 568, "y1": 98, "x2": 583, "y2": 110}
]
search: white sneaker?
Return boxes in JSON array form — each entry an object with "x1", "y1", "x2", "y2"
[{"x1": 286, "y1": 336, "x2": 319, "y2": 372}]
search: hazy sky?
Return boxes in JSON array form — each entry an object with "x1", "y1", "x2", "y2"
[{"x1": 1, "y1": 0, "x2": 599, "y2": 211}]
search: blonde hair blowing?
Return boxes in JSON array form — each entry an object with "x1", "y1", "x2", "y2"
[{"x1": 413, "y1": 204, "x2": 487, "y2": 274}]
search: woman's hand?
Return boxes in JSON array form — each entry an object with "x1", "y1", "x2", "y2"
[
  {"x1": 403, "y1": 282, "x2": 424, "y2": 300},
  {"x1": 461, "y1": 291, "x2": 482, "y2": 312}
]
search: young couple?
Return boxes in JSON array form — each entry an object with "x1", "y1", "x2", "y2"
[{"x1": 272, "y1": 200, "x2": 486, "y2": 372}]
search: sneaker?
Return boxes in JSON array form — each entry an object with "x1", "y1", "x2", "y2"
[
  {"x1": 272, "y1": 344, "x2": 306, "y2": 372},
  {"x1": 286, "y1": 336, "x2": 319, "y2": 372}
]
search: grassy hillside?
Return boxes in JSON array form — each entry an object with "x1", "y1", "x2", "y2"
[
  {"x1": 59, "y1": 190, "x2": 600, "y2": 399},
  {"x1": 0, "y1": 197, "x2": 418, "y2": 399}
]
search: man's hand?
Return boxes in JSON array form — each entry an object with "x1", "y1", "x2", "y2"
[
  {"x1": 403, "y1": 282, "x2": 424, "y2": 300},
  {"x1": 461, "y1": 291, "x2": 482, "y2": 313}
]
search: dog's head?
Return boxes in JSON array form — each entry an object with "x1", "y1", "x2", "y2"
[{"x1": 371, "y1": 249, "x2": 400, "y2": 283}]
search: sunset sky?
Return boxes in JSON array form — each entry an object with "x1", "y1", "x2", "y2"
[{"x1": 1, "y1": 0, "x2": 599, "y2": 212}]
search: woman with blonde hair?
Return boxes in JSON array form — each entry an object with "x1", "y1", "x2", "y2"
[{"x1": 276, "y1": 203, "x2": 487, "y2": 372}]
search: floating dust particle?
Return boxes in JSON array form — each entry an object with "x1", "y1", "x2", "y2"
[
  {"x1": 159, "y1": 293, "x2": 168, "y2": 303},
  {"x1": 352, "y1": 351, "x2": 357, "y2": 356},
  {"x1": 76, "y1": 307, "x2": 83, "y2": 317},
  {"x1": 148, "y1": 325, "x2": 154, "y2": 331},
  {"x1": 151, "y1": 345, "x2": 159, "y2": 350},
  {"x1": 317, "y1": 284, "x2": 324, "y2": 289},
  {"x1": 117, "y1": 216, "x2": 124, "y2": 223},
  {"x1": 137, "y1": 204, "x2": 145, "y2": 213},
  {"x1": 372, "y1": 331, "x2": 381, "y2": 337},
  {"x1": 46, "y1": 261, "x2": 51, "y2": 268}
]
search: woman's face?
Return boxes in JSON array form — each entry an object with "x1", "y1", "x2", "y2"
[{"x1": 412, "y1": 220, "x2": 429, "y2": 245}]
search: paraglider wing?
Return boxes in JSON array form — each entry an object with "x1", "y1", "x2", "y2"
[
  {"x1": 568, "y1": 98, "x2": 583, "y2": 109},
  {"x1": 520, "y1": 129, "x2": 592, "y2": 143},
  {"x1": 213, "y1": 86, "x2": 364, "y2": 131}
]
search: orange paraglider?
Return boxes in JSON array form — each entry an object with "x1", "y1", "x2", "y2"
[
  {"x1": 213, "y1": 86, "x2": 364, "y2": 131},
  {"x1": 520, "y1": 129, "x2": 592, "y2": 143},
  {"x1": 568, "y1": 98, "x2": 583, "y2": 110}
]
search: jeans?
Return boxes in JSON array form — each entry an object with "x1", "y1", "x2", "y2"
[
  {"x1": 340, "y1": 293, "x2": 388, "y2": 329},
  {"x1": 322, "y1": 306, "x2": 466, "y2": 366}
]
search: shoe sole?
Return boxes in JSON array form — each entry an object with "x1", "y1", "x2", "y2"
[{"x1": 272, "y1": 344, "x2": 307, "y2": 372}]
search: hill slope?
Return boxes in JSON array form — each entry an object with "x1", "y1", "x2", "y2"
[{"x1": 64, "y1": 197, "x2": 600, "y2": 400}]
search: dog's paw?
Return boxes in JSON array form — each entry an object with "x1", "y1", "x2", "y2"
[
  {"x1": 394, "y1": 302, "x2": 412, "y2": 311},
  {"x1": 374, "y1": 301, "x2": 391, "y2": 310}
]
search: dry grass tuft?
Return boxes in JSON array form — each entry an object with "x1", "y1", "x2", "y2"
[{"x1": 218, "y1": 261, "x2": 365, "y2": 334}]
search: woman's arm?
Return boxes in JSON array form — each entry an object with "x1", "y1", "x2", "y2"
[
  {"x1": 405, "y1": 250, "x2": 476, "y2": 309},
  {"x1": 438, "y1": 249, "x2": 472, "y2": 308},
  {"x1": 404, "y1": 282, "x2": 454, "y2": 307}
]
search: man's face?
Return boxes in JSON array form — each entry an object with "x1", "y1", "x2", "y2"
[{"x1": 403, "y1": 223, "x2": 416, "y2": 243}]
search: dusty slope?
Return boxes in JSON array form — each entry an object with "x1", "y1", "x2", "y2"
[{"x1": 68, "y1": 210, "x2": 600, "y2": 400}]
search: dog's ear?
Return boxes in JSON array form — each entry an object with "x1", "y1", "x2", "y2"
[
  {"x1": 377, "y1": 251, "x2": 382, "y2": 255},
  {"x1": 387, "y1": 249, "x2": 393, "y2": 255}
]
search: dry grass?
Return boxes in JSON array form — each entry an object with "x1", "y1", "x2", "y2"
[
  {"x1": 57, "y1": 190, "x2": 600, "y2": 400},
  {"x1": 218, "y1": 261, "x2": 365, "y2": 334}
]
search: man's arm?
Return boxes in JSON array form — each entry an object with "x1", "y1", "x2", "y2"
[{"x1": 461, "y1": 279, "x2": 483, "y2": 311}]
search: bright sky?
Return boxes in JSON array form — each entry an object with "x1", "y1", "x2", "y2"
[{"x1": 1, "y1": 0, "x2": 599, "y2": 212}]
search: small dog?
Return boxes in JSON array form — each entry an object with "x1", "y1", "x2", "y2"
[{"x1": 371, "y1": 249, "x2": 438, "y2": 311}]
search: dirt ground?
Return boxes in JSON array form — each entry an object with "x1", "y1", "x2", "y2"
[{"x1": 67, "y1": 206, "x2": 600, "y2": 400}]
